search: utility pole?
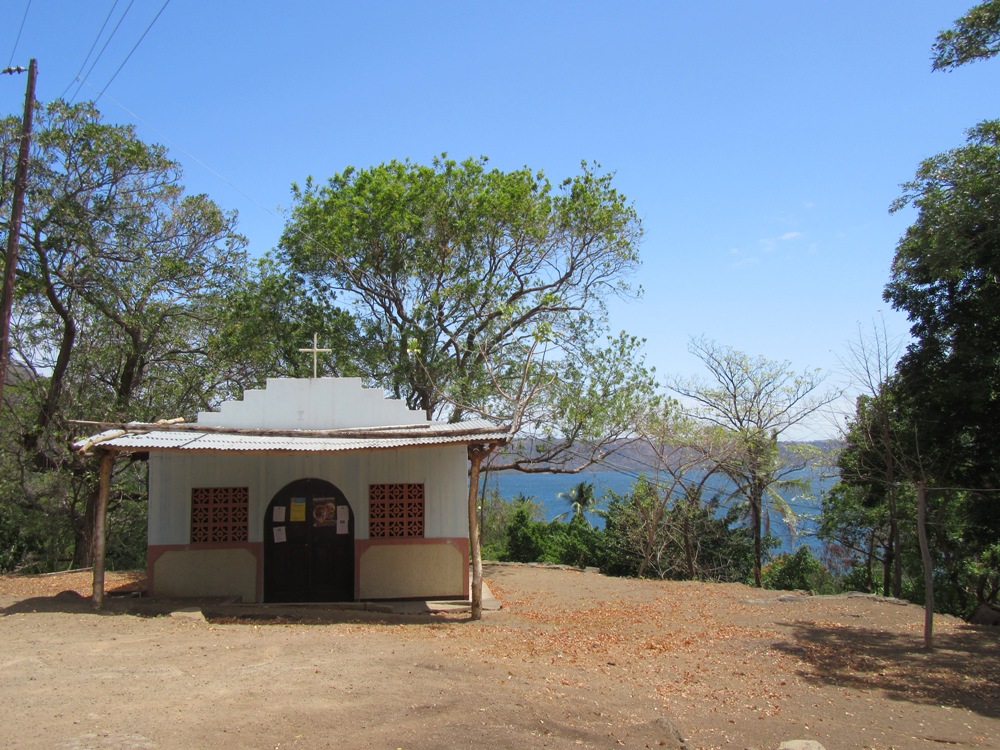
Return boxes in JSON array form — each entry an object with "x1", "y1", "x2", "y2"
[{"x1": 0, "y1": 58, "x2": 37, "y2": 406}]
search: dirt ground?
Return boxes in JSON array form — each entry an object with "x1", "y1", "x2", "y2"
[{"x1": 1, "y1": 564, "x2": 997, "y2": 750}]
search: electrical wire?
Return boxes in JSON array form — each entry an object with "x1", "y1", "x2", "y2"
[
  {"x1": 68, "y1": 0, "x2": 135, "y2": 104},
  {"x1": 59, "y1": 0, "x2": 121, "y2": 102},
  {"x1": 6, "y1": 0, "x2": 31, "y2": 68},
  {"x1": 80, "y1": 80, "x2": 284, "y2": 221},
  {"x1": 95, "y1": 0, "x2": 171, "y2": 104}
]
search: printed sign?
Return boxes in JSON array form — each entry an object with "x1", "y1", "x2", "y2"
[
  {"x1": 336, "y1": 504, "x2": 348, "y2": 535},
  {"x1": 290, "y1": 498, "x2": 306, "y2": 523},
  {"x1": 273, "y1": 526, "x2": 287, "y2": 543},
  {"x1": 272, "y1": 505, "x2": 286, "y2": 523}
]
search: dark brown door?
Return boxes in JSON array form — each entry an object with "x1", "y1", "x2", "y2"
[{"x1": 263, "y1": 478, "x2": 355, "y2": 602}]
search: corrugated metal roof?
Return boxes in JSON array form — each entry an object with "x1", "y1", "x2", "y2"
[{"x1": 75, "y1": 419, "x2": 509, "y2": 454}]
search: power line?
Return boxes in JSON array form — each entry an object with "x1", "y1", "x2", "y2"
[
  {"x1": 95, "y1": 0, "x2": 171, "y2": 104},
  {"x1": 81, "y1": 81, "x2": 284, "y2": 222},
  {"x1": 6, "y1": 0, "x2": 31, "y2": 68},
  {"x1": 68, "y1": 0, "x2": 135, "y2": 104},
  {"x1": 59, "y1": 0, "x2": 121, "y2": 102}
]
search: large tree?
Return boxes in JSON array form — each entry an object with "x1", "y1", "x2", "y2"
[
  {"x1": 880, "y1": 120, "x2": 1000, "y2": 619},
  {"x1": 0, "y1": 101, "x2": 247, "y2": 567},
  {"x1": 279, "y1": 156, "x2": 655, "y2": 469},
  {"x1": 279, "y1": 156, "x2": 657, "y2": 618},
  {"x1": 671, "y1": 338, "x2": 835, "y2": 586},
  {"x1": 885, "y1": 120, "x2": 1000, "y2": 493}
]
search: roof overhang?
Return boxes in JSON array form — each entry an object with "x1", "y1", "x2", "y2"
[{"x1": 72, "y1": 419, "x2": 510, "y2": 457}]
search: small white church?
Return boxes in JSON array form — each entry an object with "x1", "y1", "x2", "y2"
[{"x1": 77, "y1": 378, "x2": 507, "y2": 603}]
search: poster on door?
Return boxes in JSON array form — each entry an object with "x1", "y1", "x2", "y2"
[
  {"x1": 336, "y1": 504, "x2": 349, "y2": 535},
  {"x1": 312, "y1": 497, "x2": 338, "y2": 527}
]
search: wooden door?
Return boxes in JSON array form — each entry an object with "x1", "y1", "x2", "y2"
[{"x1": 263, "y1": 478, "x2": 355, "y2": 602}]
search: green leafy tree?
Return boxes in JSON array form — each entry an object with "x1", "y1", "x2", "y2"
[
  {"x1": 278, "y1": 155, "x2": 653, "y2": 462},
  {"x1": 671, "y1": 337, "x2": 836, "y2": 586},
  {"x1": 502, "y1": 499, "x2": 549, "y2": 563},
  {"x1": 598, "y1": 476, "x2": 662, "y2": 577},
  {"x1": 499, "y1": 496, "x2": 601, "y2": 568},
  {"x1": 884, "y1": 123, "x2": 1000, "y2": 611},
  {"x1": 483, "y1": 329, "x2": 660, "y2": 474},
  {"x1": 279, "y1": 155, "x2": 658, "y2": 618},
  {"x1": 932, "y1": 0, "x2": 1000, "y2": 71},
  {"x1": 209, "y1": 255, "x2": 361, "y2": 391},
  {"x1": 821, "y1": 460, "x2": 901, "y2": 595},
  {"x1": 477, "y1": 490, "x2": 543, "y2": 560},
  {"x1": 545, "y1": 514, "x2": 601, "y2": 568},
  {"x1": 280, "y1": 155, "x2": 644, "y2": 419},
  {"x1": 0, "y1": 101, "x2": 246, "y2": 568},
  {"x1": 886, "y1": 121, "x2": 1000, "y2": 493},
  {"x1": 830, "y1": 376, "x2": 1000, "y2": 616}
]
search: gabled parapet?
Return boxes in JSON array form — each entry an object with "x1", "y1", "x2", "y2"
[{"x1": 196, "y1": 378, "x2": 428, "y2": 430}]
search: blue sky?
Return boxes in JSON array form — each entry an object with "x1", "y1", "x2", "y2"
[{"x1": 2, "y1": 1, "x2": 997, "y2": 438}]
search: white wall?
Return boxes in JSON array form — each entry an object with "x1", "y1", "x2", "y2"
[{"x1": 148, "y1": 444, "x2": 470, "y2": 545}]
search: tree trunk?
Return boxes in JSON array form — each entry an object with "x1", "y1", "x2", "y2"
[
  {"x1": 882, "y1": 548, "x2": 892, "y2": 597},
  {"x1": 886, "y1": 450, "x2": 902, "y2": 598},
  {"x1": 751, "y1": 494, "x2": 763, "y2": 587},
  {"x1": 71, "y1": 454, "x2": 108, "y2": 568},
  {"x1": 73, "y1": 490, "x2": 98, "y2": 569},
  {"x1": 917, "y1": 480, "x2": 934, "y2": 650},
  {"x1": 683, "y1": 502, "x2": 695, "y2": 579},
  {"x1": 866, "y1": 535, "x2": 876, "y2": 589}
]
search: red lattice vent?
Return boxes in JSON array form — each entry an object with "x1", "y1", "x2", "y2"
[
  {"x1": 369, "y1": 483, "x2": 424, "y2": 538},
  {"x1": 191, "y1": 487, "x2": 249, "y2": 543}
]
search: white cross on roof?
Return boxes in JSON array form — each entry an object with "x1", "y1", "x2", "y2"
[{"x1": 298, "y1": 333, "x2": 332, "y2": 378}]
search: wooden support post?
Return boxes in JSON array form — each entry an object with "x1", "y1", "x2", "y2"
[
  {"x1": 467, "y1": 444, "x2": 493, "y2": 621},
  {"x1": 92, "y1": 451, "x2": 115, "y2": 610}
]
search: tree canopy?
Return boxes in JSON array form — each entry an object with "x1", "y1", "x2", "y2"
[
  {"x1": 0, "y1": 101, "x2": 246, "y2": 568},
  {"x1": 279, "y1": 155, "x2": 657, "y2": 472},
  {"x1": 932, "y1": 0, "x2": 1000, "y2": 70},
  {"x1": 671, "y1": 337, "x2": 835, "y2": 586},
  {"x1": 885, "y1": 120, "x2": 1000, "y2": 490}
]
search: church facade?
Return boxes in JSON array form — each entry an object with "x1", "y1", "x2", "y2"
[{"x1": 77, "y1": 378, "x2": 506, "y2": 603}]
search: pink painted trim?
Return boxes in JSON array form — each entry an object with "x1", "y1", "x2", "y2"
[{"x1": 147, "y1": 538, "x2": 470, "y2": 602}]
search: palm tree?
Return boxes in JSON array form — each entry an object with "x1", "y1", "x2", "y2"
[{"x1": 555, "y1": 481, "x2": 599, "y2": 525}]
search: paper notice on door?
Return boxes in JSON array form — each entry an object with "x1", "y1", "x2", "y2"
[
  {"x1": 336, "y1": 504, "x2": 348, "y2": 534},
  {"x1": 290, "y1": 498, "x2": 306, "y2": 522},
  {"x1": 273, "y1": 526, "x2": 287, "y2": 543},
  {"x1": 272, "y1": 506, "x2": 286, "y2": 523}
]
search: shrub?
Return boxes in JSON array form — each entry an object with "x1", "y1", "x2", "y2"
[{"x1": 762, "y1": 546, "x2": 834, "y2": 593}]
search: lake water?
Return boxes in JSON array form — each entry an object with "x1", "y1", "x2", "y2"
[{"x1": 481, "y1": 469, "x2": 832, "y2": 555}]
